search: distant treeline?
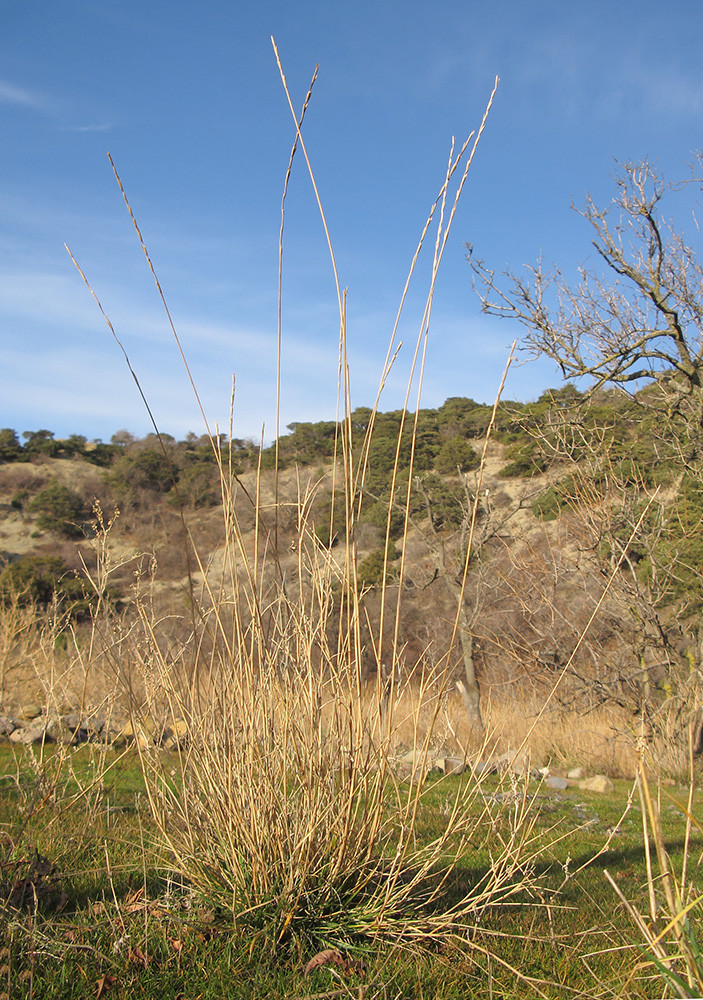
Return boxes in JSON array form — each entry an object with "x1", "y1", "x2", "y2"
[
  {"x1": 2, "y1": 383, "x2": 702, "y2": 620},
  {"x1": 0, "y1": 384, "x2": 680, "y2": 512}
]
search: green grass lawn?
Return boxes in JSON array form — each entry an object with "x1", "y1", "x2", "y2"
[{"x1": 0, "y1": 743, "x2": 700, "y2": 999}]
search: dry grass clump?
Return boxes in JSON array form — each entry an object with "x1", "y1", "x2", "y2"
[
  {"x1": 124, "y1": 445, "x2": 547, "y2": 948},
  {"x1": 79, "y1": 54, "x2": 555, "y2": 950}
]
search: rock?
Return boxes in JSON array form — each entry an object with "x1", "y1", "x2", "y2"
[
  {"x1": 513, "y1": 756, "x2": 532, "y2": 776},
  {"x1": 118, "y1": 720, "x2": 152, "y2": 749},
  {"x1": 493, "y1": 751, "x2": 532, "y2": 776},
  {"x1": 579, "y1": 774, "x2": 614, "y2": 794},
  {"x1": 19, "y1": 703, "x2": 43, "y2": 720},
  {"x1": 567, "y1": 767, "x2": 585, "y2": 780},
  {"x1": 393, "y1": 749, "x2": 432, "y2": 784},
  {"x1": 60, "y1": 713, "x2": 89, "y2": 744},
  {"x1": 472, "y1": 754, "x2": 533, "y2": 777},
  {"x1": 10, "y1": 723, "x2": 54, "y2": 745},
  {"x1": 396, "y1": 763, "x2": 428, "y2": 785},
  {"x1": 58, "y1": 713, "x2": 105, "y2": 744},
  {"x1": 172, "y1": 718, "x2": 189, "y2": 740},
  {"x1": 472, "y1": 759, "x2": 497, "y2": 776},
  {"x1": 546, "y1": 775, "x2": 569, "y2": 790},
  {"x1": 61, "y1": 712, "x2": 82, "y2": 731},
  {"x1": 140, "y1": 714, "x2": 163, "y2": 737},
  {"x1": 162, "y1": 719, "x2": 189, "y2": 751},
  {"x1": 491, "y1": 752, "x2": 511, "y2": 772},
  {"x1": 0, "y1": 717, "x2": 16, "y2": 736},
  {"x1": 88, "y1": 716, "x2": 106, "y2": 736},
  {"x1": 105, "y1": 727, "x2": 127, "y2": 749},
  {"x1": 437, "y1": 756, "x2": 465, "y2": 776}
]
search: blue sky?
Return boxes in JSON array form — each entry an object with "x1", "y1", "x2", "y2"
[{"x1": 1, "y1": 1, "x2": 702, "y2": 444}]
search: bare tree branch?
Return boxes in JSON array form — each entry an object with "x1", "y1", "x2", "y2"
[{"x1": 470, "y1": 157, "x2": 703, "y2": 407}]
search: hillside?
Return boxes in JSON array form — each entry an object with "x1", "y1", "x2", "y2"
[{"x1": 0, "y1": 385, "x2": 701, "y2": 776}]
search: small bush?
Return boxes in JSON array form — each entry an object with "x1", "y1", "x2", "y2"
[
  {"x1": 360, "y1": 485, "x2": 408, "y2": 540},
  {"x1": 22, "y1": 428, "x2": 60, "y2": 459},
  {"x1": 0, "y1": 465, "x2": 47, "y2": 497},
  {"x1": 499, "y1": 440, "x2": 547, "y2": 477},
  {"x1": 357, "y1": 542, "x2": 398, "y2": 587},
  {"x1": 0, "y1": 428, "x2": 22, "y2": 462},
  {"x1": 531, "y1": 486, "x2": 561, "y2": 521},
  {"x1": 169, "y1": 460, "x2": 221, "y2": 509},
  {"x1": 0, "y1": 555, "x2": 88, "y2": 614},
  {"x1": 413, "y1": 472, "x2": 466, "y2": 529},
  {"x1": 313, "y1": 490, "x2": 347, "y2": 546},
  {"x1": 27, "y1": 479, "x2": 87, "y2": 538},
  {"x1": 10, "y1": 489, "x2": 28, "y2": 511},
  {"x1": 434, "y1": 435, "x2": 479, "y2": 474},
  {"x1": 109, "y1": 447, "x2": 176, "y2": 502}
]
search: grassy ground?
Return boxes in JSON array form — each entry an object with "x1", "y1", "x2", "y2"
[{"x1": 0, "y1": 743, "x2": 699, "y2": 999}]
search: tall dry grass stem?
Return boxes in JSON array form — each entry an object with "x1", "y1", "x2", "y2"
[
  {"x1": 65, "y1": 49, "x2": 570, "y2": 953},
  {"x1": 605, "y1": 746, "x2": 703, "y2": 997}
]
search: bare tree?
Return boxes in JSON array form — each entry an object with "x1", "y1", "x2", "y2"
[
  {"x1": 410, "y1": 468, "x2": 542, "y2": 734},
  {"x1": 469, "y1": 156, "x2": 703, "y2": 753},
  {"x1": 411, "y1": 473, "x2": 484, "y2": 731},
  {"x1": 470, "y1": 156, "x2": 703, "y2": 428}
]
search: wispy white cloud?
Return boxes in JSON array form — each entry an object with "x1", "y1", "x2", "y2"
[
  {"x1": 0, "y1": 270, "x2": 110, "y2": 331},
  {"x1": 64, "y1": 122, "x2": 114, "y2": 133},
  {"x1": 0, "y1": 331, "x2": 280, "y2": 442},
  {"x1": 624, "y1": 63, "x2": 703, "y2": 119},
  {"x1": 514, "y1": 27, "x2": 703, "y2": 127},
  {"x1": 0, "y1": 261, "x2": 286, "y2": 438},
  {"x1": 0, "y1": 80, "x2": 49, "y2": 110},
  {"x1": 0, "y1": 78, "x2": 114, "y2": 132}
]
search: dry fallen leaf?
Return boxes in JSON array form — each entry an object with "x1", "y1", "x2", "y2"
[
  {"x1": 128, "y1": 945, "x2": 149, "y2": 968},
  {"x1": 95, "y1": 973, "x2": 116, "y2": 999},
  {"x1": 304, "y1": 948, "x2": 366, "y2": 977},
  {"x1": 123, "y1": 886, "x2": 145, "y2": 913}
]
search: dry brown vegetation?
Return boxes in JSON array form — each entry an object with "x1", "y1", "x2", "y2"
[{"x1": 0, "y1": 440, "x2": 679, "y2": 778}]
